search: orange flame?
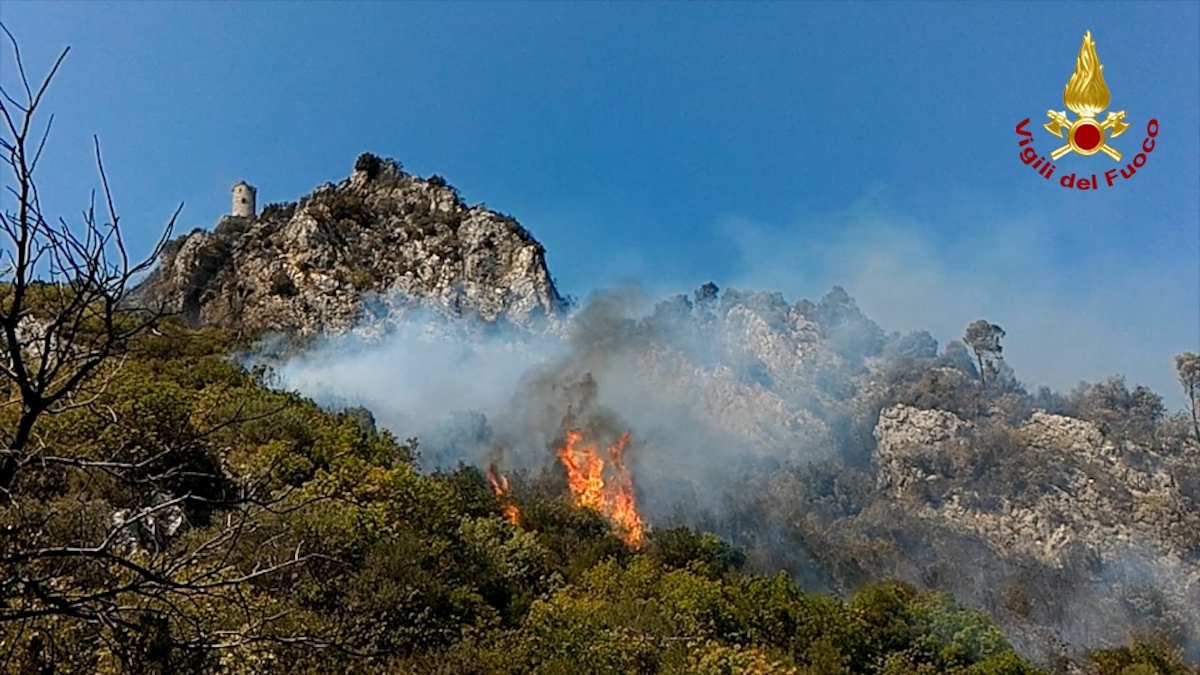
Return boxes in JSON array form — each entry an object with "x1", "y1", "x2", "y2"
[
  {"x1": 487, "y1": 464, "x2": 521, "y2": 526},
  {"x1": 557, "y1": 429, "x2": 645, "y2": 547}
]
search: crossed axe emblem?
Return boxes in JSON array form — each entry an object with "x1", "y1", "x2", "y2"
[{"x1": 1043, "y1": 110, "x2": 1130, "y2": 161}]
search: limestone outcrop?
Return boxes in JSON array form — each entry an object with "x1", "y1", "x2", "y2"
[
  {"x1": 131, "y1": 155, "x2": 565, "y2": 335},
  {"x1": 873, "y1": 405, "x2": 1199, "y2": 569}
]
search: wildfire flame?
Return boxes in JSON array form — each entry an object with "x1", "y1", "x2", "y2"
[
  {"x1": 486, "y1": 464, "x2": 521, "y2": 526},
  {"x1": 557, "y1": 429, "x2": 645, "y2": 547},
  {"x1": 1063, "y1": 30, "x2": 1111, "y2": 117}
]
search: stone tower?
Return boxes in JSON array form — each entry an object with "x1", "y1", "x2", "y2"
[{"x1": 232, "y1": 181, "x2": 257, "y2": 218}]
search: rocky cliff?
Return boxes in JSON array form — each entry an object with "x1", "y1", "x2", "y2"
[
  {"x1": 131, "y1": 154, "x2": 565, "y2": 335},
  {"x1": 874, "y1": 405, "x2": 1199, "y2": 569}
]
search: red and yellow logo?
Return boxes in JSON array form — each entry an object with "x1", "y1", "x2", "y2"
[{"x1": 1015, "y1": 31, "x2": 1158, "y2": 190}]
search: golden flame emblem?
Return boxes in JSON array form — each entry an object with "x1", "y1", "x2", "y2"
[{"x1": 1043, "y1": 31, "x2": 1129, "y2": 161}]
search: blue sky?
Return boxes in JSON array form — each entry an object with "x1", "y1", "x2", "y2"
[{"x1": 2, "y1": 1, "x2": 1197, "y2": 400}]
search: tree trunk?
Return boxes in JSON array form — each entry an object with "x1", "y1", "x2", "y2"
[
  {"x1": 0, "y1": 409, "x2": 39, "y2": 496},
  {"x1": 1190, "y1": 382, "x2": 1200, "y2": 443}
]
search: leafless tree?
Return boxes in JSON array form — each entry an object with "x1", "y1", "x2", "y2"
[
  {"x1": 0, "y1": 26, "x2": 339, "y2": 666},
  {"x1": 0, "y1": 26, "x2": 177, "y2": 500}
]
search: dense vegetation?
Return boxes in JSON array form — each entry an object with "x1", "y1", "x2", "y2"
[{"x1": 1, "y1": 321, "x2": 1195, "y2": 674}]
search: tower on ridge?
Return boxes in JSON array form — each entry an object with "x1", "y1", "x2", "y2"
[{"x1": 232, "y1": 181, "x2": 257, "y2": 218}]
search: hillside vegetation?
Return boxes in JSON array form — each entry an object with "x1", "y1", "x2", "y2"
[{"x1": 1, "y1": 321, "x2": 1194, "y2": 675}]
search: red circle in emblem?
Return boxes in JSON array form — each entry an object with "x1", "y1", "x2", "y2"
[{"x1": 1074, "y1": 123, "x2": 1102, "y2": 151}]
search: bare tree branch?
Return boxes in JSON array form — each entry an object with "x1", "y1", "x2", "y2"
[
  {"x1": 0, "y1": 26, "x2": 380, "y2": 667},
  {"x1": 0, "y1": 26, "x2": 179, "y2": 499}
]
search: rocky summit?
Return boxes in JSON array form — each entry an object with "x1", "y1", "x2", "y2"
[{"x1": 131, "y1": 154, "x2": 565, "y2": 335}]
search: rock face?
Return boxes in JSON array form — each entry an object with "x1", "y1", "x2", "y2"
[
  {"x1": 110, "y1": 492, "x2": 188, "y2": 554},
  {"x1": 874, "y1": 405, "x2": 1200, "y2": 569},
  {"x1": 871, "y1": 402, "x2": 1200, "y2": 660},
  {"x1": 131, "y1": 155, "x2": 565, "y2": 335}
]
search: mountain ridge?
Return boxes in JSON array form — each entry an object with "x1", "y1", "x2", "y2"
[{"x1": 131, "y1": 154, "x2": 566, "y2": 336}]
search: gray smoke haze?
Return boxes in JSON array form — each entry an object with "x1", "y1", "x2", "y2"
[
  {"x1": 274, "y1": 283, "x2": 838, "y2": 524},
  {"x1": 275, "y1": 313, "x2": 566, "y2": 466},
  {"x1": 721, "y1": 204, "x2": 1198, "y2": 408}
]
